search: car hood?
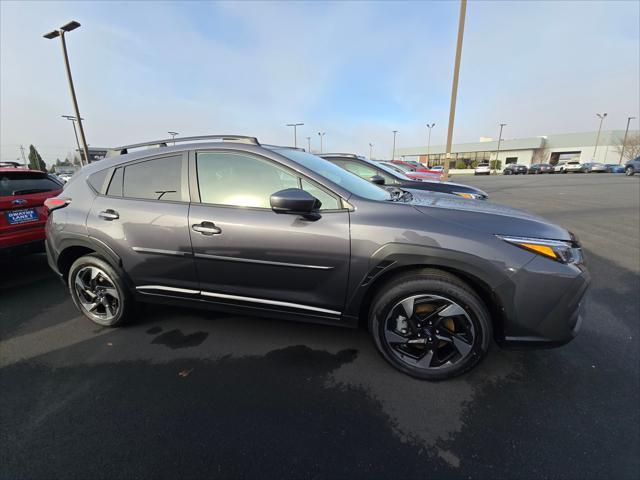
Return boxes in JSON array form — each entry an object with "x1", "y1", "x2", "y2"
[{"x1": 404, "y1": 190, "x2": 572, "y2": 241}]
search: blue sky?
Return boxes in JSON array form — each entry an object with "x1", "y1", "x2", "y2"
[{"x1": 1, "y1": 0, "x2": 638, "y2": 163}]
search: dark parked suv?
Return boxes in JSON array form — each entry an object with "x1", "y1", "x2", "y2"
[
  {"x1": 46, "y1": 135, "x2": 590, "y2": 380},
  {"x1": 319, "y1": 153, "x2": 488, "y2": 199}
]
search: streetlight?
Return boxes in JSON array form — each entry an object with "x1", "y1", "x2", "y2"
[
  {"x1": 318, "y1": 132, "x2": 326, "y2": 153},
  {"x1": 619, "y1": 116, "x2": 636, "y2": 164},
  {"x1": 392, "y1": 130, "x2": 398, "y2": 160},
  {"x1": 369, "y1": 142, "x2": 374, "y2": 159},
  {"x1": 168, "y1": 131, "x2": 179, "y2": 145},
  {"x1": 494, "y1": 123, "x2": 506, "y2": 174},
  {"x1": 44, "y1": 20, "x2": 90, "y2": 166},
  {"x1": 61, "y1": 115, "x2": 83, "y2": 161},
  {"x1": 426, "y1": 123, "x2": 435, "y2": 164},
  {"x1": 593, "y1": 112, "x2": 607, "y2": 160},
  {"x1": 306, "y1": 136, "x2": 311, "y2": 152},
  {"x1": 286, "y1": 123, "x2": 304, "y2": 148}
]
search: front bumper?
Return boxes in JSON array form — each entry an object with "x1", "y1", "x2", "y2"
[{"x1": 495, "y1": 256, "x2": 590, "y2": 348}]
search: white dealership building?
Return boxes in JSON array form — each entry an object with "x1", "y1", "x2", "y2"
[{"x1": 395, "y1": 130, "x2": 634, "y2": 171}]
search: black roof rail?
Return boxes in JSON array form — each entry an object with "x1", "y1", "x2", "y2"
[
  {"x1": 0, "y1": 161, "x2": 23, "y2": 167},
  {"x1": 108, "y1": 135, "x2": 261, "y2": 156},
  {"x1": 319, "y1": 153, "x2": 365, "y2": 159}
]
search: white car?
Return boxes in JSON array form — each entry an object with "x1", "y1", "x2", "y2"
[
  {"x1": 474, "y1": 163, "x2": 491, "y2": 175},
  {"x1": 555, "y1": 160, "x2": 583, "y2": 173},
  {"x1": 429, "y1": 165, "x2": 444, "y2": 172}
]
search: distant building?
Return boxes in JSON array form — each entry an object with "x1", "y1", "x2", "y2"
[
  {"x1": 396, "y1": 130, "x2": 634, "y2": 170},
  {"x1": 76, "y1": 147, "x2": 109, "y2": 164}
]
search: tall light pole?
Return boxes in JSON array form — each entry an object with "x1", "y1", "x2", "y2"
[
  {"x1": 493, "y1": 123, "x2": 506, "y2": 174},
  {"x1": 593, "y1": 112, "x2": 607, "y2": 160},
  {"x1": 168, "y1": 131, "x2": 179, "y2": 145},
  {"x1": 286, "y1": 123, "x2": 304, "y2": 148},
  {"x1": 44, "y1": 21, "x2": 90, "y2": 166},
  {"x1": 306, "y1": 136, "x2": 311, "y2": 152},
  {"x1": 318, "y1": 132, "x2": 326, "y2": 153},
  {"x1": 443, "y1": 0, "x2": 467, "y2": 181},
  {"x1": 619, "y1": 116, "x2": 636, "y2": 164},
  {"x1": 392, "y1": 130, "x2": 398, "y2": 160},
  {"x1": 426, "y1": 123, "x2": 435, "y2": 164},
  {"x1": 61, "y1": 115, "x2": 83, "y2": 160},
  {"x1": 369, "y1": 142, "x2": 374, "y2": 159}
]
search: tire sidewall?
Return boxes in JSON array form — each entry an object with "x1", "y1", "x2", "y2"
[
  {"x1": 369, "y1": 275, "x2": 492, "y2": 380},
  {"x1": 68, "y1": 254, "x2": 130, "y2": 327}
]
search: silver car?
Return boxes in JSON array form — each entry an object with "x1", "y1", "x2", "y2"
[{"x1": 580, "y1": 162, "x2": 607, "y2": 173}]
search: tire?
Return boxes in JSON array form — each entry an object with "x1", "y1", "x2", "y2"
[
  {"x1": 626, "y1": 166, "x2": 635, "y2": 176},
  {"x1": 369, "y1": 269, "x2": 492, "y2": 380},
  {"x1": 68, "y1": 254, "x2": 134, "y2": 327}
]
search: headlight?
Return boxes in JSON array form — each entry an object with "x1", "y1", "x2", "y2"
[{"x1": 497, "y1": 235, "x2": 583, "y2": 264}]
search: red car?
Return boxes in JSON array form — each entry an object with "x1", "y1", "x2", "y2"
[
  {"x1": 0, "y1": 163, "x2": 64, "y2": 256},
  {"x1": 384, "y1": 161, "x2": 443, "y2": 181}
]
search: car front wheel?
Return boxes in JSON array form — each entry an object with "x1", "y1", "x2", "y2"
[
  {"x1": 68, "y1": 254, "x2": 133, "y2": 327},
  {"x1": 369, "y1": 269, "x2": 492, "y2": 380},
  {"x1": 626, "y1": 166, "x2": 635, "y2": 176}
]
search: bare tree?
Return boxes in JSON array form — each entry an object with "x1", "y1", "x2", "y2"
[
  {"x1": 615, "y1": 132, "x2": 640, "y2": 161},
  {"x1": 531, "y1": 138, "x2": 550, "y2": 164}
]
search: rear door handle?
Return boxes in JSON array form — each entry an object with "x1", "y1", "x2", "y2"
[
  {"x1": 192, "y1": 221, "x2": 222, "y2": 236},
  {"x1": 99, "y1": 209, "x2": 119, "y2": 220}
]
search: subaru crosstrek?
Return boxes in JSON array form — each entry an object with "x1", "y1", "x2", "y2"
[{"x1": 45, "y1": 135, "x2": 590, "y2": 380}]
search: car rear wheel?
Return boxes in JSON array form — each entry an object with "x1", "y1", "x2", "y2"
[
  {"x1": 68, "y1": 254, "x2": 133, "y2": 327},
  {"x1": 369, "y1": 269, "x2": 492, "y2": 380}
]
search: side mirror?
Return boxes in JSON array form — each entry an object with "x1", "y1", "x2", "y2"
[
  {"x1": 370, "y1": 175, "x2": 386, "y2": 185},
  {"x1": 270, "y1": 188, "x2": 321, "y2": 216}
]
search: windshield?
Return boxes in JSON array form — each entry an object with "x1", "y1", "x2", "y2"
[
  {"x1": 274, "y1": 149, "x2": 391, "y2": 201},
  {"x1": 375, "y1": 161, "x2": 412, "y2": 180},
  {"x1": 0, "y1": 171, "x2": 61, "y2": 196},
  {"x1": 388, "y1": 162, "x2": 413, "y2": 172}
]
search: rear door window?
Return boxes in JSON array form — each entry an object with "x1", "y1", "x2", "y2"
[
  {"x1": 122, "y1": 156, "x2": 183, "y2": 201},
  {"x1": 0, "y1": 172, "x2": 61, "y2": 197}
]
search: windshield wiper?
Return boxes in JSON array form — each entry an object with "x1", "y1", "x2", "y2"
[{"x1": 388, "y1": 188, "x2": 413, "y2": 203}]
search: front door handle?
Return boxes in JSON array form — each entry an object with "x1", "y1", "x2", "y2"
[
  {"x1": 192, "y1": 221, "x2": 222, "y2": 236},
  {"x1": 99, "y1": 209, "x2": 119, "y2": 220}
]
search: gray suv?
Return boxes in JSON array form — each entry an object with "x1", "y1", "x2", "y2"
[{"x1": 45, "y1": 135, "x2": 590, "y2": 380}]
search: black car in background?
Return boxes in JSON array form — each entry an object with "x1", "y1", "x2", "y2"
[
  {"x1": 528, "y1": 163, "x2": 554, "y2": 174},
  {"x1": 503, "y1": 164, "x2": 528, "y2": 175},
  {"x1": 320, "y1": 154, "x2": 488, "y2": 200}
]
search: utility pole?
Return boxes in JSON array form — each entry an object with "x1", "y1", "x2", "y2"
[
  {"x1": 168, "y1": 131, "x2": 179, "y2": 145},
  {"x1": 426, "y1": 123, "x2": 435, "y2": 164},
  {"x1": 286, "y1": 123, "x2": 304, "y2": 148},
  {"x1": 19, "y1": 145, "x2": 27, "y2": 167},
  {"x1": 306, "y1": 136, "x2": 311, "y2": 152},
  {"x1": 369, "y1": 142, "x2": 373, "y2": 159},
  {"x1": 494, "y1": 123, "x2": 506, "y2": 174},
  {"x1": 44, "y1": 21, "x2": 90, "y2": 166},
  {"x1": 593, "y1": 112, "x2": 607, "y2": 161},
  {"x1": 62, "y1": 115, "x2": 83, "y2": 160},
  {"x1": 619, "y1": 116, "x2": 636, "y2": 164},
  {"x1": 318, "y1": 132, "x2": 326, "y2": 153},
  {"x1": 392, "y1": 130, "x2": 398, "y2": 160},
  {"x1": 443, "y1": 0, "x2": 467, "y2": 182}
]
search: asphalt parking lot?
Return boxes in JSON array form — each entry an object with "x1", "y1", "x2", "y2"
[{"x1": 1, "y1": 173, "x2": 638, "y2": 479}]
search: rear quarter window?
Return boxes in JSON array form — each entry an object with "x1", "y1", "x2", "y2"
[{"x1": 0, "y1": 172, "x2": 61, "y2": 197}]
